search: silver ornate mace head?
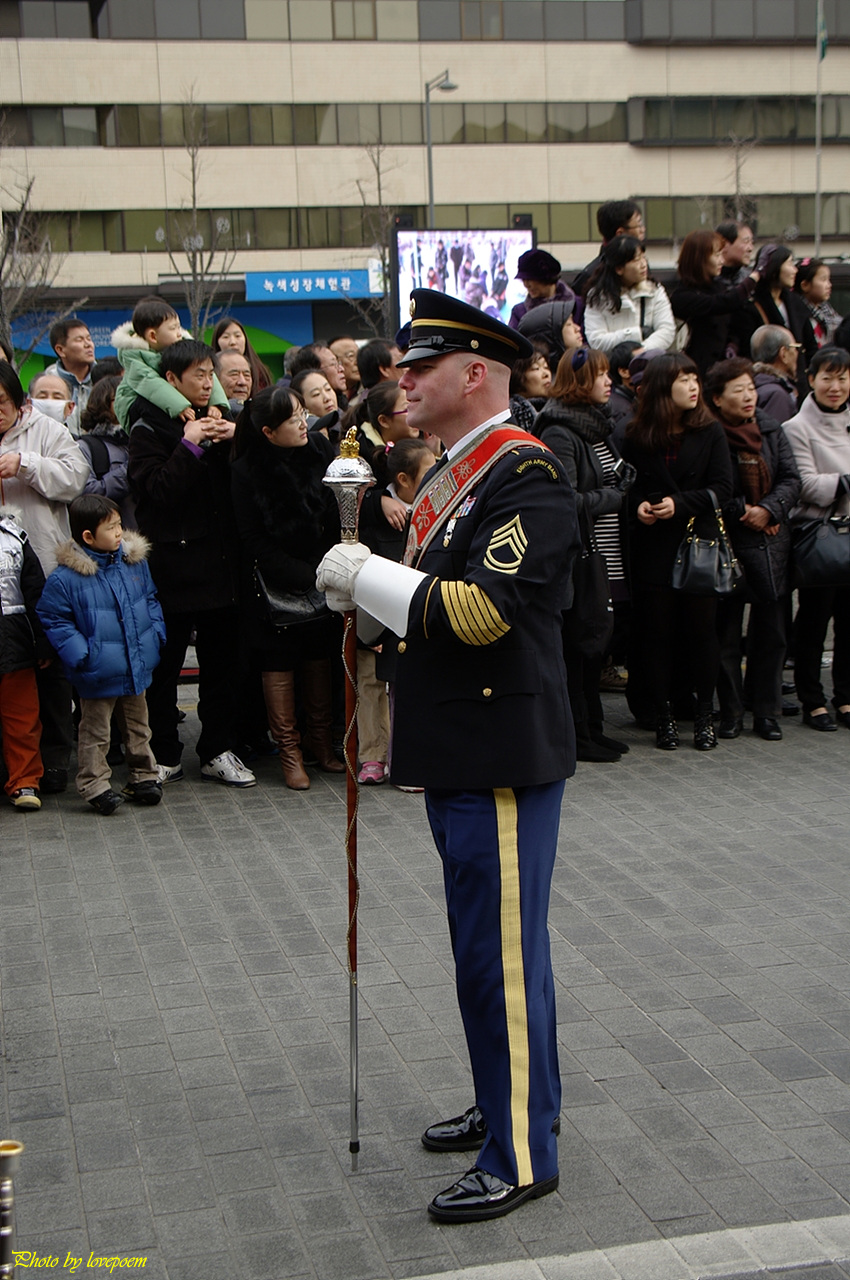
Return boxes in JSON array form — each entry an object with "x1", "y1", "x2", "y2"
[{"x1": 323, "y1": 427, "x2": 376, "y2": 544}]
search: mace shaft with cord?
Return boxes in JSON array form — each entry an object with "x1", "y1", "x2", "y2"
[{"x1": 323, "y1": 428, "x2": 375, "y2": 1171}]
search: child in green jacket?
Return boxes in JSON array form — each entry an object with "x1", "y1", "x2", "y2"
[{"x1": 113, "y1": 296, "x2": 229, "y2": 430}]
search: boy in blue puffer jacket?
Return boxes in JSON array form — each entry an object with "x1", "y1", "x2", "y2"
[{"x1": 37, "y1": 495, "x2": 166, "y2": 814}]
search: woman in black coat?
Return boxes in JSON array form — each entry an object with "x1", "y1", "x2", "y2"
[
  {"x1": 703, "y1": 359, "x2": 801, "y2": 741},
  {"x1": 622, "y1": 352, "x2": 733, "y2": 750},
  {"x1": 230, "y1": 386, "x2": 342, "y2": 790},
  {"x1": 738, "y1": 247, "x2": 817, "y2": 398},
  {"x1": 670, "y1": 229, "x2": 760, "y2": 378},
  {"x1": 535, "y1": 348, "x2": 633, "y2": 762}
]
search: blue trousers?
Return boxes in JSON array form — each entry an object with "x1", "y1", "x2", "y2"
[{"x1": 426, "y1": 781, "x2": 564, "y2": 1186}]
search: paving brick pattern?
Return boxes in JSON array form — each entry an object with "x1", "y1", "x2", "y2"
[{"x1": 3, "y1": 687, "x2": 850, "y2": 1279}]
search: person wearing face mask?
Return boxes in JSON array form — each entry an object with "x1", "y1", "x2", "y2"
[
  {"x1": 782, "y1": 346, "x2": 850, "y2": 732},
  {"x1": 28, "y1": 372, "x2": 76, "y2": 427},
  {"x1": 740, "y1": 247, "x2": 817, "y2": 396},
  {"x1": 705, "y1": 359, "x2": 801, "y2": 742},
  {"x1": 584, "y1": 237, "x2": 675, "y2": 356},
  {"x1": 0, "y1": 361, "x2": 89, "y2": 794},
  {"x1": 535, "y1": 348, "x2": 634, "y2": 762}
]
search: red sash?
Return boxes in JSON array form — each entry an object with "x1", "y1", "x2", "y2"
[{"x1": 404, "y1": 425, "x2": 547, "y2": 567}]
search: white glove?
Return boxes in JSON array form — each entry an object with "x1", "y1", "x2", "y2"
[
  {"x1": 324, "y1": 586, "x2": 357, "y2": 614},
  {"x1": 316, "y1": 543, "x2": 372, "y2": 612}
]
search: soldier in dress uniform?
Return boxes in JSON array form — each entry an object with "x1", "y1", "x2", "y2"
[{"x1": 317, "y1": 289, "x2": 579, "y2": 1223}]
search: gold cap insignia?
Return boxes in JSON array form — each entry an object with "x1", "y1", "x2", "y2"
[
  {"x1": 409, "y1": 298, "x2": 416, "y2": 318},
  {"x1": 470, "y1": 339, "x2": 479, "y2": 349}
]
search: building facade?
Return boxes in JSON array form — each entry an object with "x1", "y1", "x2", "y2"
[{"x1": 1, "y1": 0, "x2": 849, "y2": 348}]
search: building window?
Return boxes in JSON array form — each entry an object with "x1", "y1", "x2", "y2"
[
  {"x1": 289, "y1": 0, "x2": 333, "y2": 38},
  {"x1": 244, "y1": 0, "x2": 289, "y2": 38},
  {"x1": 62, "y1": 107, "x2": 98, "y2": 146},
  {"x1": 332, "y1": 0, "x2": 376, "y2": 38}
]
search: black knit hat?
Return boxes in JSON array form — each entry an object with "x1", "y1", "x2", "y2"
[
  {"x1": 397, "y1": 290, "x2": 532, "y2": 368},
  {"x1": 515, "y1": 248, "x2": 562, "y2": 283}
]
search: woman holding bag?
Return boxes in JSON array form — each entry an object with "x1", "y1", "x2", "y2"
[
  {"x1": 230, "y1": 386, "x2": 343, "y2": 787},
  {"x1": 622, "y1": 353, "x2": 733, "y2": 751},
  {"x1": 535, "y1": 348, "x2": 633, "y2": 762},
  {"x1": 782, "y1": 346, "x2": 850, "y2": 731},
  {"x1": 703, "y1": 359, "x2": 801, "y2": 741}
]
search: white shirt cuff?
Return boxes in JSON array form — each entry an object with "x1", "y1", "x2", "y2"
[{"x1": 353, "y1": 555, "x2": 428, "y2": 637}]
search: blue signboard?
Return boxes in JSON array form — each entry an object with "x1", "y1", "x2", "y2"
[{"x1": 245, "y1": 269, "x2": 381, "y2": 302}]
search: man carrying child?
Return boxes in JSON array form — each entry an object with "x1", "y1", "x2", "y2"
[{"x1": 127, "y1": 339, "x2": 255, "y2": 787}]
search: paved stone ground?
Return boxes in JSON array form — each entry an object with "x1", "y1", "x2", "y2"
[{"x1": 3, "y1": 679, "x2": 850, "y2": 1280}]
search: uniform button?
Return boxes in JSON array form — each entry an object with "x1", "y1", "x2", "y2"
[
  {"x1": 482, "y1": 687, "x2": 492, "y2": 698},
  {"x1": 397, "y1": 641, "x2": 407, "y2": 654}
]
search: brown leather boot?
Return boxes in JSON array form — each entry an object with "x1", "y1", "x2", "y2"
[
  {"x1": 262, "y1": 671, "x2": 310, "y2": 789},
  {"x1": 300, "y1": 659, "x2": 344, "y2": 773}
]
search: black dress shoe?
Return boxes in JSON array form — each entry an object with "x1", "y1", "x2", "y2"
[
  {"x1": 422, "y1": 1106, "x2": 487, "y2": 1152},
  {"x1": 422, "y1": 1107, "x2": 561, "y2": 1152},
  {"x1": 575, "y1": 738, "x2": 621, "y2": 763},
  {"x1": 718, "y1": 718, "x2": 743, "y2": 739},
  {"x1": 833, "y1": 708, "x2": 850, "y2": 729},
  {"x1": 753, "y1": 717, "x2": 782, "y2": 741},
  {"x1": 428, "y1": 1166, "x2": 559, "y2": 1223},
  {"x1": 590, "y1": 731, "x2": 630, "y2": 754},
  {"x1": 803, "y1": 711, "x2": 838, "y2": 732},
  {"x1": 781, "y1": 698, "x2": 800, "y2": 716},
  {"x1": 40, "y1": 767, "x2": 68, "y2": 794},
  {"x1": 693, "y1": 706, "x2": 718, "y2": 751}
]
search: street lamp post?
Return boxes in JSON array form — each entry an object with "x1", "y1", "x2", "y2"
[{"x1": 424, "y1": 70, "x2": 457, "y2": 230}]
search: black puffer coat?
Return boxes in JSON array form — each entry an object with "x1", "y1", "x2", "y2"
[
  {"x1": 128, "y1": 400, "x2": 238, "y2": 613},
  {"x1": 720, "y1": 408, "x2": 801, "y2": 601}
]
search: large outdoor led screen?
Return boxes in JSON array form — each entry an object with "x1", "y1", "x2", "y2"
[{"x1": 393, "y1": 228, "x2": 535, "y2": 331}]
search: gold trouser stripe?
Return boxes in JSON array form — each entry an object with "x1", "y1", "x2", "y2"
[
  {"x1": 440, "y1": 581, "x2": 510, "y2": 646},
  {"x1": 494, "y1": 787, "x2": 533, "y2": 1187}
]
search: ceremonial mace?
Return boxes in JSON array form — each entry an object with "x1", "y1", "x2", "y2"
[
  {"x1": 0, "y1": 1141, "x2": 24, "y2": 1279},
  {"x1": 323, "y1": 428, "x2": 375, "y2": 1171}
]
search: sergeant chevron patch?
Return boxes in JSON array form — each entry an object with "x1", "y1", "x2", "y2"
[{"x1": 483, "y1": 515, "x2": 528, "y2": 574}]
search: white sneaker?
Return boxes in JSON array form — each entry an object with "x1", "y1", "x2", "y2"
[
  {"x1": 200, "y1": 751, "x2": 257, "y2": 788},
  {"x1": 156, "y1": 762, "x2": 185, "y2": 784}
]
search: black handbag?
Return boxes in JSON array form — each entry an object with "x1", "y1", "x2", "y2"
[
  {"x1": 254, "y1": 566, "x2": 330, "y2": 630},
  {"x1": 563, "y1": 508, "x2": 614, "y2": 659},
  {"x1": 671, "y1": 489, "x2": 743, "y2": 596},
  {"x1": 792, "y1": 498, "x2": 850, "y2": 588}
]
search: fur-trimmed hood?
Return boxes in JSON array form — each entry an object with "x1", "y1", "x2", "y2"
[
  {"x1": 110, "y1": 319, "x2": 191, "y2": 350},
  {"x1": 55, "y1": 530, "x2": 151, "y2": 575}
]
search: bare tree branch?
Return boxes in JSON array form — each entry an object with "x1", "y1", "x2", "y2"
[
  {"x1": 0, "y1": 121, "x2": 87, "y2": 365},
  {"x1": 343, "y1": 143, "x2": 399, "y2": 337},
  {"x1": 155, "y1": 90, "x2": 239, "y2": 337}
]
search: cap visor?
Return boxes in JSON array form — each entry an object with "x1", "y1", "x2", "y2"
[{"x1": 396, "y1": 343, "x2": 460, "y2": 366}]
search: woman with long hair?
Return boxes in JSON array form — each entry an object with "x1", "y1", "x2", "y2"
[
  {"x1": 703, "y1": 358, "x2": 800, "y2": 741},
  {"x1": 782, "y1": 345, "x2": 850, "y2": 731},
  {"x1": 743, "y1": 247, "x2": 816, "y2": 395},
  {"x1": 230, "y1": 385, "x2": 342, "y2": 788},
  {"x1": 584, "y1": 235, "x2": 675, "y2": 356},
  {"x1": 670, "y1": 229, "x2": 760, "y2": 378},
  {"x1": 212, "y1": 317, "x2": 272, "y2": 392},
  {"x1": 622, "y1": 352, "x2": 733, "y2": 750},
  {"x1": 535, "y1": 348, "x2": 633, "y2": 762}
]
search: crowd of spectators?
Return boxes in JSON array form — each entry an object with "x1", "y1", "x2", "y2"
[{"x1": 0, "y1": 207, "x2": 848, "y2": 810}]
